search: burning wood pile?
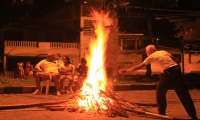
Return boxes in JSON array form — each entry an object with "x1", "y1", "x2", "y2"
[
  {"x1": 38, "y1": 84, "x2": 173, "y2": 119},
  {"x1": 0, "y1": 88, "x2": 174, "y2": 119},
  {"x1": 46, "y1": 83, "x2": 150, "y2": 118}
]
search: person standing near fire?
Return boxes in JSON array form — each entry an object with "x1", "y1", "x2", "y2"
[
  {"x1": 74, "y1": 58, "x2": 88, "y2": 92},
  {"x1": 25, "y1": 60, "x2": 33, "y2": 78},
  {"x1": 17, "y1": 60, "x2": 26, "y2": 78},
  {"x1": 118, "y1": 44, "x2": 198, "y2": 120},
  {"x1": 57, "y1": 53, "x2": 74, "y2": 94}
]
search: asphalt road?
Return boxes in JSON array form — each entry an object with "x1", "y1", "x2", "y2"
[{"x1": 0, "y1": 89, "x2": 200, "y2": 120}]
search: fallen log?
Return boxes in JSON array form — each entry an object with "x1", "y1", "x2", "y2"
[
  {"x1": 124, "y1": 107, "x2": 176, "y2": 120},
  {"x1": 0, "y1": 100, "x2": 69, "y2": 110},
  {"x1": 0, "y1": 108, "x2": 47, "y2": 111}
]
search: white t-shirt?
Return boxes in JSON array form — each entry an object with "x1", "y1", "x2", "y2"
[{"x1": 143, "y1": 50, "x2": 178, "y2": 73}]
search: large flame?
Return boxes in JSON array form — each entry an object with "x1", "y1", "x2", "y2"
[{"x1": 77, "y1": 9, "x2": 114, "y2": 111}]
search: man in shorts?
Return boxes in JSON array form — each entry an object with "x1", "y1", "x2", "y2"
[{"x1": 32, "y1": 53, "x2": 61, "y2": 96}]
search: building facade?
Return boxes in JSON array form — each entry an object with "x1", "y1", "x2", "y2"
[{"x1": 1, "y1": 3, "x2": 200, "y2": 78}]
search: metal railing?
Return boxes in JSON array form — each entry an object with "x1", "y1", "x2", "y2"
[
  {"x1": 4, "y1": 71, "x2": 15, "y2": 78},
  {"x1": 5, "y1": 41, "x2": 38, "y2": 47},
  {"x1": 5, "y1": 41, "x2": 79, "y2": 49},
  {"x1": 50, "y1": 42, "x2": 79, "y2": 48}
]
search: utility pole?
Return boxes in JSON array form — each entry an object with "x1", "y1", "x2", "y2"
[
  {"x1": 145, "y1": 0, "x2": 153, "y2": 77},
  {"x1": 180, "y1": 37, "x2": 185, "y2": 74},
  {"x1": 145, "y1": 1, "x2": 153, "y2": 40}
]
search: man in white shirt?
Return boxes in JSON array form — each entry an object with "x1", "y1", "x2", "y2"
[
  {"x1": 119, "y1": 44, "x2": 197, "y2": 120},
  {"x1": 32, "y1": 53, "x2": 61, "y2": 96}
]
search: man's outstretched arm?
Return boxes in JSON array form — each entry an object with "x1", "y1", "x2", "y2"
[{"x1": 119, "y1": 63, "x2": 146, "y2": 74}]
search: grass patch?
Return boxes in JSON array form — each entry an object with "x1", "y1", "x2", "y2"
[
  {"x1": 0, "y1": 76, "x2": 36, "y2": 87},
  {"x1": 0, "y1": 76, "x2": 57, "y2": 87},
  {"x1": 0, "y1": 76, "x2": 157, "y2": 87}
]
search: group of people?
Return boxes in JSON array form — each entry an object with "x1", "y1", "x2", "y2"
[
  {"x1": 32, "y1": 53, "x2": 88, "y2": 96},
  {"x1": 15, "y1": 60, "x2": 34, "y2": 79},
  {"x1": 30, "y1": 44, "x2": 198, "y2": 119}
]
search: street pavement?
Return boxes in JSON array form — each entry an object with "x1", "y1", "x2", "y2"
[{"x1": 0, "y1": 89, "x2": 199, "y2": 120}]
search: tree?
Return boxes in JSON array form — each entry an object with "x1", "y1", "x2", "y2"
[{"x1": 0, "y1": 0, "x2": 33, "y2": 28}]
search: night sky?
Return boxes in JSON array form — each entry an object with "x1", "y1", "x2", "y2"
[{"x1": 1, "y1": 0, "x2": 200, "y2": 38}]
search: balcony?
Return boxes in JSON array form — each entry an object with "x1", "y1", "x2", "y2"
[{"x1": 4, "y1": 41, "x2": 80, "y2": 57}]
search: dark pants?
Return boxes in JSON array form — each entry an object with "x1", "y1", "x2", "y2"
[{"x1": 156, "y1": 65, "x2": 196, "y2": 117}]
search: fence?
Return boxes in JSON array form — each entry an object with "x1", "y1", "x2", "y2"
[
  {"x1": 5, "y1": 41, "x2": 79, "y2": 49},
  {"x1": 5, "y1": 41, "x2": 38, "y2": 47},
  {"x1": 4, "y1": 71, "x2": 15, "y2": 78},
  {"x1": 50, "y1": 42, "x2": 79, "y2": 48}
]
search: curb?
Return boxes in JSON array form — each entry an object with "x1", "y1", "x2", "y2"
[
  {"x1": 0, "y1": 83, "x2": 199, "y2": 94},
  {"x1": 0, "y1": 84, "x2": 157, "y2": 94},
  {"x1": 0, "y1": 86, "x2": 58, "y2": 94}
]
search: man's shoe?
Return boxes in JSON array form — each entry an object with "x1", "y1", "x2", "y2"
[
  {"x1": 159, "y1": 112, "x2": 166, "y2": 116},
  {"x1": 191, "y1": 116, "x2": 198, "y2": 120}
]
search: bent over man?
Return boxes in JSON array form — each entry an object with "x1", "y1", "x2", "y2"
[{"x1": 119, "y1": 44, "x2": 198, "y2": 120}]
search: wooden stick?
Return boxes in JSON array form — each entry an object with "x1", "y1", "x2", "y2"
[
  {"x1": 124, "y1": 107, "x2": 175, "y2": 120},
  {"x1": 0, "y1": 100, "x2": 69, "y2": 110},
  {"x1": 0, "y1": 109, "x2": 47, "y2": 111}
]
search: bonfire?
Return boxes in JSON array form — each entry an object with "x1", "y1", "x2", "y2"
[
  {"x1": 50, "y1": 8, "x2": 173, "y2": 119},
  {"x1": 53, "y1": 8, "x2": 173, "y2": 119}
]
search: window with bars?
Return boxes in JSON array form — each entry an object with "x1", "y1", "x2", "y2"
[
  {"x1": 121, "y1": 39, "x2": 136, "y2": 50},
  {"x1": 120, "y1": 39, "x2": 150, "y2": 50},
  {"x1": 84, "y1": 20, "x2": 94, "y2": 36}
]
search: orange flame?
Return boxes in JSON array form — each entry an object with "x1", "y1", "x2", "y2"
[{"x1": 78, "y1": 9, "x2": 114, "y2": 111}]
